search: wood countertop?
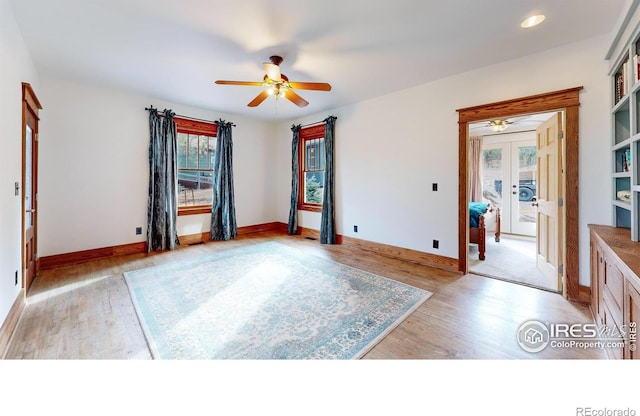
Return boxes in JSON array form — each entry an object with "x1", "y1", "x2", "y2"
[{"x1": 589, "y1": 224, "x2": 640, "y2": 280}]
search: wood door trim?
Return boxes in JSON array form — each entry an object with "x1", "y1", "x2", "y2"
[
  {"x1": 457, "y1": 87, "x2": 583, "y2": 301},
  {"x1": 22, "y1": 82, "x2": 42, "y2": 291}
]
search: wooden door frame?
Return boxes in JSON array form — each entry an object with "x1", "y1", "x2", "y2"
[
  {"x1": 457, "y1": 87, "x2": 583, "y2": 301},
  {"x1": 22, "y1": 82, "x2": 42, "y2": 290}
]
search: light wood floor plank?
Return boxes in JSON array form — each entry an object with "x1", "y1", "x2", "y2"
[{"x1": 4, "y1": 232, "x2": 604, "y2": 359}]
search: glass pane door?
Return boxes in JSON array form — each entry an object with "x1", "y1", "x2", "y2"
[
  {"x1": 482, "y1": 143, "x2": 511, "y2": 233},
  {"x1": 511, "y1": 141, "x2": 537, "y2": 236}
]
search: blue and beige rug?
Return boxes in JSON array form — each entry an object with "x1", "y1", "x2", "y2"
[{"x1": 124, "y1": 241, "x2": 431, "y2": 359}]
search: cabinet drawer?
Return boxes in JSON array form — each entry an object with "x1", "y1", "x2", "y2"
[{"x1": 604, "y1": 257, "x2": 624, "y2": 311}]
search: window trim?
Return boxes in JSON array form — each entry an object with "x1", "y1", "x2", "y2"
[
  {"x1": 297, "y1": 124, "x2": 326, "y2": 212},
  {"x1": 175, "y1": 117, "x2": 217, "y2": 216}
]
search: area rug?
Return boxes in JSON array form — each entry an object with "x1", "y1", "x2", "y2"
[{"x1": 124, "y1": 241, "x2": 431, "y2": 359}]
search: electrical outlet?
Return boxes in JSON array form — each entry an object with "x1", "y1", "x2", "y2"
[
  {"x1": 432, "y1": 183, "x2": 438, "y2": 192},
  {"x1": 136, "y1": 226, "x2": 142, "y2": 235},
  {"x1": 433, "y1": 240, "x2": 439, "y2": 249},
  {"x1": 353, "y1": 225, "x2": 358, "y2": 233}
]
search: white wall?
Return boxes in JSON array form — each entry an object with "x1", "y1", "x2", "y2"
[
  {"x1": 0, "y1": 0, "x2": 39, "y2": 325},
  {"x1": 38, "y1": 76, "x2": 277, "y2": 256},
  {"x1": 276, "y1": 35, "x2": 612, "y2": 286}
]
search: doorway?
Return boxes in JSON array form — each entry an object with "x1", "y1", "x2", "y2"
[
  {"x1": 22, "y1": 83, "x2": 42, "y2": 292},
  {"x1": 456, "y1": 87, "x2": 583, "y2": 301},
  {"x1": 467, "y1": 112, "x2": 560, "y2": 292}
]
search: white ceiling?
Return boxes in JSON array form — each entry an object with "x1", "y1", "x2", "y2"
[
  {"x1": 469, "y1": 112, "x2": 557, "y2": 137},
  {"x1": 9, "y1": 0, "x2": 628, "y2": 121}
]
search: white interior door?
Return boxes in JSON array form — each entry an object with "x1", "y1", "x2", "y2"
[{"x1": 535, "y1": 112, "x2": 563, "y2": 291}]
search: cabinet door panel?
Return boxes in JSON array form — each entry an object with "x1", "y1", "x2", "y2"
[
  {"x1": 604, "y1": 255, "x2": 624, "y2": 317},
  {"x1": 601, "y1": 299, "x2": 624, "y2": 359}
]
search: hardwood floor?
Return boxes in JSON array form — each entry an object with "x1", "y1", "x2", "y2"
[{"x1": 4, "y1": 231, "x2": 604, "y2": 359}]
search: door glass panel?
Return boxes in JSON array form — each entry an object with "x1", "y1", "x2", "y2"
[
  {"x1": 517, "y1": 145, "x2": 537, "y2": 224},
  {"x1": 25, "y1": 126, "x2": 33, "y2": 227},
  {"x1": 482, "y1": 148, "x2": 503, "y2": 207}
]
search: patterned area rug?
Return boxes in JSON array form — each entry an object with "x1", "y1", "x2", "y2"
[{"x1": 124, "y1": 241, "x2": 431, "y2": 359}]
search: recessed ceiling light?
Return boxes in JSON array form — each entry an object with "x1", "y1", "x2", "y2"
[{"x1": 521, "y1": 14, "x2": 546, "y2": 28}]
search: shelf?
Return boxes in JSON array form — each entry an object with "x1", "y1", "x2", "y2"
[
  {"x1": 613, "y1": 171, "x2": 632, "y2": 178},
  {"x1": 613, "y1": 99, "x2": 631, "y2": 145},
  {"x1": 610, "y1": 17, "x2": 640, "y2": 242},
  {"x1": 613, "y1": 138, "x2": 632, "y2": 150},
  {"x1": 612, "y1": 94, "x2": 630, "y2": 113},
  {"x1": 614, "y1": 200, "x2": 632, "y2": 209},
  {"x1": 613, "y1": 145, "x2": 632, "y2": 173}
]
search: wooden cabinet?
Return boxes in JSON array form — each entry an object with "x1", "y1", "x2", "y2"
[{"x1": 589, "y1": 225, "x2": 640, "y2": 359}]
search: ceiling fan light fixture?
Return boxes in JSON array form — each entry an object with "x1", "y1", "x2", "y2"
[
  {"x1": 521, "y1": 14, "x2": 546, "y2": 29},
  {"x1": 214, "y1": 55, "x2": 330, "y2": 108},
  {"x1": 489, "y1": 120, "x2": 509, "y2": 132}
]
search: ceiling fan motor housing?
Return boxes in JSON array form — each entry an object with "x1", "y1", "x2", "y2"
[{"x1": 269, "y1": 55, "x2": 284, "y2": 66}]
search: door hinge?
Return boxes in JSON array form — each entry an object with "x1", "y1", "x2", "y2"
[
  {"x1": 558, "y1": 264, "x2": 564, "y2": 275},
  {"x1": 558, "y1": 198, "x2": 564, "y2": 207},
  {"x1": 559, "y1": 131, "x2": 564, "y2": 140}
]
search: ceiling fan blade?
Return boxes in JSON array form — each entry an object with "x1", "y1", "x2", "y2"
[
  {"x1": 263, "y1": 63, "x2": 282, "y2": 82},
  {"x1": 215, "y1": 80, "x2": 264, "y2": 86},
  {"x1": 284, "y1": 89, "x2": 309, "y2": 107},
  {"x1": 247, "y1": 90, "x2": 270, "y2": 107},
  {"x1": 288, "y1": 82, "x2": 332, "y2": 91}
]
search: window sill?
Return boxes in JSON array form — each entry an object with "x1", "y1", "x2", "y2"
[
  {"x1": 298, "y1": 204, "x2": 322, "y2": 213},
  {"x1": 178, "y1": 207, "x2": 212, "y2": 216}
]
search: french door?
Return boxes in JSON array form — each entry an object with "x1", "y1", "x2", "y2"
[{"x1": 482, "y1": 139, "x2": 537, "y2": 236}]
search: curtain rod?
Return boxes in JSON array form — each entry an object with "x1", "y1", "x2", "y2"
[
  {"x1": 145, "y1": 106, "x2": 223, "y2": 125},
  {"x1": 299, "y1": 120, "x2": 325, "y2": 128},
  {"x1": 298, "y1": 116, "x2": 338, "y2": 129}
]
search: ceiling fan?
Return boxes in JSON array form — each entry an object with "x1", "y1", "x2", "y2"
[
  {"x1": 469, "y1": 119, "x2": 515, "y2": 133},
  {"x1": 485, "y1": 119, "x2": 514, "y2": 132},
  {"x1": 215, "y1": 55, "x2": 332, "y2": 108}
]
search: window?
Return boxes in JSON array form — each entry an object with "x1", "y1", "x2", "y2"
[
  {"x1": 298, "y1": 124, "x2": 326, "y2": 212},
  {"x1": 175, "y1": 117, "x2": 216, "y2": 215}
]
